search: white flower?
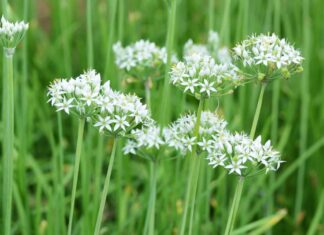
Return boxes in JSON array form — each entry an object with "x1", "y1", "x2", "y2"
[
  {"x1": 113, "y1": 115, "x2": 129, "y2": 131},
  {"x1": 199, "y1": 79, "x2": 217, "y2": 96},
  {"x1": 94, "y1": 116, "x2": 113, "y2": 132},
  {"x1": 233, "y1": 33, "x2": 304, "y2": 81},
  {"x1": 0, "y1": 16, "x2": 29, "y2": 49},
  {"x1": 225, "y1": 160, "x2": 247, "y2": 175},
  {"x1": 164, "y1": 111, "x2": 227, "y2": 155},
  {"x1": 91, "y1": 85, "x2": 151, "y2": 137},
  {"x1": 170, "y1": 53, "x2": 242, "y2": 98},
  {"x1": 207, "y1": 133, "x2": 283, "y2": 176},
  {"x1": 55, "y1": 97, "x2": 74, "y2": 114},
  {"x1": 123, "y1": 140, "x2": 137, "y2": 155},
  {"x1": 113, "y1": 40, "x2": 177, "y2": 80},
  {"x1": 123, "y1": 122, "x2": 164, "y2": 158},
  {"x1": 48, "y1": 69, "x2": 152, "y2": 138},
  {"x1": 48, "y1": 69, "x2": 101, "y2": 117},
  {"x1": 183, "y1": 39, "x2": 210, "y2": 58}
]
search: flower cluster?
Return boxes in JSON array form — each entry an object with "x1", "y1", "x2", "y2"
[
  {"x1": 113, "y1": 40, "x2": 175, "y2": 80},
  {"x1": 92, "y1": 83, "x2": 151, "y2": 136},
  {"x1": 163, "y1": 111, "x2": 227, "y2": 155},
  {"x1": 48, "y1": 69, "x2": 151, "y2": 137},
  {"x1": 233, "y1": 33, "x2": 304, "y2": 81},
  {"x1": 163, "y1": 110, "x2": 283, "y2": 176},
  {"x1": 48, "y1": 70, "x2": 101, "y2": 117},
  {"x1": 0, "y1": 16, "x2": 29, "y2": 50},
  {"x1": 123, "y1": 122, "x2": 164, "y2": 159},
  {"x1": 183, "y1": 31, "x2": 232, "y2": 64},
  {"x1": 183, "y1": 39, "x2": 210, "y2": 58},
  {"x1": 207, "y1": 134, "x2": 283, "y2": 176},
  {"x1": 170, "y1": 53, "x2": 242, "y2": 98}
]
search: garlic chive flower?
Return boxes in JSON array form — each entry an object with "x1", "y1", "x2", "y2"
[
  {"x1": 91, "y1": 83, "x2": 152, "y2": 137},
  {"x1": 170, "y1": 53, "x2": 242, "y2": 99},
  {"x1": 0, "y1": 16, "x2": 29, "y2": 52},
  {"x1": 233, "y1": 33, "x2": 304, "y2": 82},
  {"x1": 163, "y1": 111, "x2": 227, "y2": 155},
  {"x1": 113, "y1": 40, "x2": 177, "y2": 80},
  {"x1": 123, "y1": 122, "x2": 164, "y2": 160},
  {"x1": 183, "y1": 39, "x2": 210, "y2": 58},
  {"x1": 48, "y1": 69, "x2": 101, "y2": 118},
  {"x1": 184, "y1": 31, "x2": 232, "y2": 64},
  {"x1": 207, "y1": 134, "x2": 283, "y2": 176}
]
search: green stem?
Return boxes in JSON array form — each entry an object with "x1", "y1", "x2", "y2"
[
  {"x1": 208, "y1": 0, "x2": 215, "y2": 30},
  {"x1": 250, "y1": 84, "x2": 266, "y2": 139},
  {"x1": 104, "y1": 0, "x2": 117, "y2": 83},
  {"x1": 57, "y1": 112, "x2": 66, "y2": 235},
  {"x1": 295, "y1": 0, "x2": 310, "y2": 220},
  {"x1": 2, "y1": 0, "x2": 7, "y2": 17},
  {"x1": 159, "y1": 0, "x2": 177, "y2": 125},
  {"x1": 188, "y1": 156, "x2": 202, "y2": 235},
  {"x1": 67, "y1": 118, "x2": 85, "y2": 235},
  {"x1": 180, "y1": 98, "x2": 205, "y2": 235},
  {"x1": 146, "y1": 161, "x2": 157, "y2": 235},
  {"x1": 94, "y1": 138, "x2": 118, "y2": 235},
  {"x1": 145, "y1": 78, "x2": 152, "y2": 113},
  {"x1": 224, "y1": 177, "x2": 245, "y2": 235},
  {"x1": 223, "y1": 83, "x2": 266, "y2": 235},
  {"x1": 86, "y1": 0, "x2": 94, "y2": 68},
  {"x1": 2, "y1": 49, "x2": 14, "y2": 235}
]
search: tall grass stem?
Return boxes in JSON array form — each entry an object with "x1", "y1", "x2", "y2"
[
  {"x1": 180, "y1": 98, "x2": 205, "y2": 235},
  {"x1": 224, "y1": 177, "x2": 244, "y2": 235},
  {"x1": 67, "y1": 118, "x2": 85, "y2": 235},
  {"x1": 159, "y1": 0, "x2": 177, "y2": 125},
  {"x1": 2, "y1": 49, "x2": 14, "y2": 235},
  {"x1": 94, "y1": 138, "x2": 118, "y2": 235}
]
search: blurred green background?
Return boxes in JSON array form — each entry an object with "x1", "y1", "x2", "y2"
[{"x1": 1, "y1": 0, "x2": 324, "y2": 234}]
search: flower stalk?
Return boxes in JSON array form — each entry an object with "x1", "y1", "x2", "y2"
[
  {"x1": 160, "y1": 0, "x2": 177, "y2": 125},
  {"x1": 224, "y1": 177, "x2": 245, "y2": 235},
  {"x1": 94, "y1": 138, "x2": 118, "y2": 235},
  {"x1": 67, "y1": 118, "x2": 85, "y2": 235},
  {"x1": 180, "y1": 97, "x2": 205, "y2": 235},
  {"x1": 224, "y1": 83, "x2": 266, "y2": 235},
  {"x1": 143, "y1": 161, "x2": 158, "y2": 235},
  {"x1": 2, "y1": 48, "x2": 14, "y2": 235}
]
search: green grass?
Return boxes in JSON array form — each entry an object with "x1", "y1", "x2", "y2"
[{"x1": 1, "y1": 0, "x2": 324, "y2": 234}]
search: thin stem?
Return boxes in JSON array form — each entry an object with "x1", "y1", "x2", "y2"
[
  {"x1": 224, "y1": 177, "x2": 245, "y2": 235},
  {"x1": 147, "y1": 161, "x2": 157, "y2": 235},
  {"x1": 94, "y1": 138, "x2": 118, "y2": 235},
  {"x1": 57, "y1": 112, "x2": 66, "y2": 234},
  {"x1": 180, "y1": 98, "x2": 205, "y2": 235},
  {"x1": 145, "y1": 78, "x2": 152, "y2": 113},
  {"x1": 67, "y1": 118, "x2": 85, "y2": 235},
  {"x1": 159, "y1": 0, "x2": 177, "y2": 125},
  {"x1": 295, "y1": 0, "x2": 310, "y2": 220},
  {"x1": 86, "y1": 0, "x2": 94, "y2": 68},
  {"x1": 208, "y1": 0, "x2": 214, "y2": 30},
  {"x1": 250, "y1": 84, "x2": 266, "y2": 139},
  {"x1": 188, "y1": 156, "x2": 202, "y2": 235},
  {"x1": 104, "y1": 0, "x2": 118, "y2": 82},
  {"x1": 223, "y1": 83, "x2": 267, "y2": 235},
  {"x1": 2, "y1": 50, "x2": 14, "y2": 235},
  {"x1": 2, "y1": 0, "x2": 7, "y2": 17}
]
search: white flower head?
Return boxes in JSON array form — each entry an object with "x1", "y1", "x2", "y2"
[
  {"x1": 207, "y1": 133, "x2": 283, "y2": 176},
  {"x1": 123, "y1": 122, "x2": 164, "y2": 159},
  {"x1": 48, "y1": 69, "x2": 101, "y2": 117},
  {"x1": 170, "y1": 53, "x2": 242, "y2": 98},
  {"x1": 164, "y1": 111, "x2": 227, "y2": 155},
  {"x1": 233, "y1": 33, "x2": 304, "y2": 82},
  {"x1": 113, "y1": 40, "x2": 177, "y2": 80},
  {"x1": 91, "y1": 86, "x2": 152, "y2": 137},
  {"x1": 0, "y1": 16, "x2": 29, "y2": 50}
]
